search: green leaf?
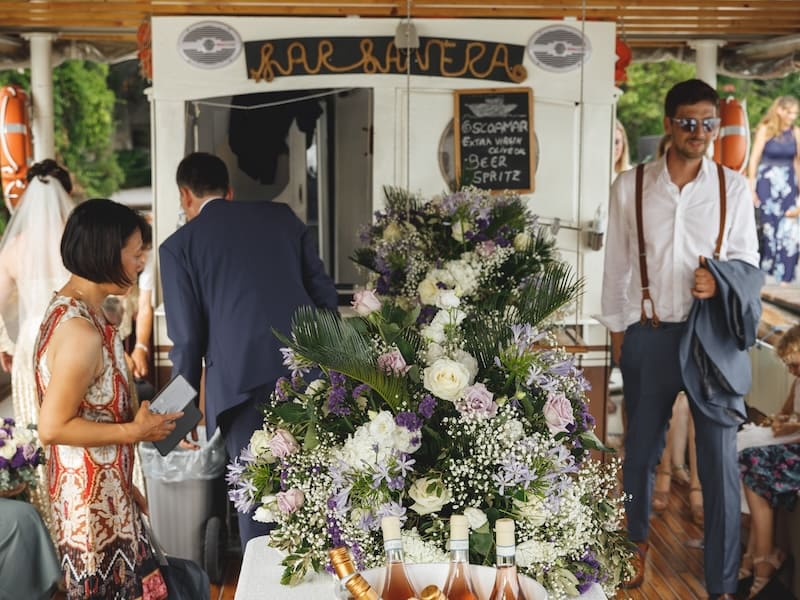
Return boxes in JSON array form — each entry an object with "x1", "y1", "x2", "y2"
[
  {"x1": 579, "y1": 429, "x2": 616, "y2": 453},
  {"x1": 272, "y1": 402, "x2": 309, "y2": 424},
  {"x1": 470, "y1": 529, "x2": 494, "y2": 556}
]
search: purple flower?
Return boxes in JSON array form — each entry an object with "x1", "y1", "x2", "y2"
[
  {"x1": 352, "y1": 384, "x2": 371, "y2": 399},
  {"x1": 418, "y1": 394, "x2": 436, "y2": 419},
  {"x1": 395, "y1": 411, "x2": 422, "y2": 431},
  {"x1": 327, "y1": 386, "x2": 351, "y2": 416}
]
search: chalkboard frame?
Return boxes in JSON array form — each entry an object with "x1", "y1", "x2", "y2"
[{"x1": 453, "y1": 87, "x2": 535, "y2": 193}]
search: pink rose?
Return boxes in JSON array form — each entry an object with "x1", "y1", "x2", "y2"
[
  {"x1": 276, "y1": 488, "x2": 305, "y2": 514},
  {"x1": 377, "y1": 349, "x2": 411, "y2": 376},
  {"x1": 455, "y1": 383, "x2": 497, "y2": 419},
  {"x1": 351, "y1": 289, "x2": 382, "y2": 316},
  {"x1": 268, "y1": 429, "x2": 299, "y2": 458},
  {"x1": 543, "y1": 391, "x2": 575, "y2": 435}
]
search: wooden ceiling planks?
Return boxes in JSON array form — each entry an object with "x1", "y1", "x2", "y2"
[{"x1": 0, "y1": 0, "x2": 797, "y2": 49}]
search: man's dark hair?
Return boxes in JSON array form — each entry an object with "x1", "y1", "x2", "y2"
[
  {"x1": 27, "y1": 159, "x2": 72, "y2": 194},
  {"x1": 664, "y1": 79, "x2": 719, "y2": 118},
  {"x1": 61, "y1": 198, "x2": 144, "y2": 287},
  {"x1": 176, "y1": 152, "x2": 229, "y2": 198}
]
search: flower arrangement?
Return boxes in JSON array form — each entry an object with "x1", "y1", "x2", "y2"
[
  {"x1": 0, "y1": 417, "x2": 44, "y2": 497},
  {"x1": 228, "y1": 188, "x2": 632, "y2": 598}
]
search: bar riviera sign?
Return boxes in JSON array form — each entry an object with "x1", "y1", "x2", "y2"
[{"x1": 245, "y1": 36, "x2": 527, "y2": 84}]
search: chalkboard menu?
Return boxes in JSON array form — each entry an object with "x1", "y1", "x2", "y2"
[{"x1": 453, "y1": 87, "x2": 535, "y2": 193}]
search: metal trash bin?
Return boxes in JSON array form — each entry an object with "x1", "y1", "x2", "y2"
[{"x1": 140, "y1": 426, "x2": 227, "y2": 583}]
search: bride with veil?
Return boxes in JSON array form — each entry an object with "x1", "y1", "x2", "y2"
[{"x1": 0, "y1": 159, "x2": 75, "y2": 533}]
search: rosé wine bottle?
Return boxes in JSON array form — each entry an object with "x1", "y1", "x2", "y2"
[
  {"x1": 488, "y1": 519, "x2": 528, "y2": 600},
  {"x1": 380, "y1": 516, "x2": 419, "y2": 600},
  {"x1": 443, "y1": 515, "x2": 479, "y2": 600}
]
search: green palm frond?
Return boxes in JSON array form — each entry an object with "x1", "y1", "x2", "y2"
[
  {"x1": 464, "y1": 262, "x2": 583, "y2": 367},
  {"x1": 383, "y1": 186, "x2": 422, "y2": 217},
  {"x1": 514, "y1": 261, "x2": 583, "y2": 326},
  {"x1": 273, "y1": 307, "x2": 409, "y2": 410}
]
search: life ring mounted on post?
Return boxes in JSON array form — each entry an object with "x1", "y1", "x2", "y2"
[
  {"x1": 713, "y1": 96, "x2": 750, "y2": 173},
  {"x1": 0, "y1": 85, "x2": 33, "y2": 212}
]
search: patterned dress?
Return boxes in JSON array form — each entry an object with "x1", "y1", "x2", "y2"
[
  {"x1": 739, "y1": 379, "x2": 800, "y2": 511},
  {"x1": 757, "y1": 127, "x2": 800, "y2": 283},
  {"x1": 33, "y1": 296, "x2": 168, "y2": 600}
]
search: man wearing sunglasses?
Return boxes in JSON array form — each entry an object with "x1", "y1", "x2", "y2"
[{"x1": 600, "y1": 79, "x2": 761, "y2": 600}]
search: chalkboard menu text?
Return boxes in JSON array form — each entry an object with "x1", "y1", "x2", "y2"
[{"x1": 453, "y1": 87, "x2": 535, "y2": 192}]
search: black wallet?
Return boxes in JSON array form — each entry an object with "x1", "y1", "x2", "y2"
[{"x1": 148, "y1": 374, "x2": 202, "y2": 456}]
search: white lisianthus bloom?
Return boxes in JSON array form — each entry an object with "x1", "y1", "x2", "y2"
[
  {"x1": 513, "y1": 496, "x2": 548, "y2": 526},
  {"x1": 425, "y1": 342, "x2": 445, "y2": 365},
  {"x1": 423, "y1": 358, "x2": 471, "y2": 401},
  {"x1": 463, "y1": 507, "x2": 488, "y2": 529},
  {"x1": 451, "y1": 220, "x2": 472, "y2": 242},
  {"x1": 0, "y1": 441, "x2": 15, "y2": 460},
  {"x1": 453, "y1": 349, "x2": 478, "y2": 381},
  {"x1": 435, "y1": 289, "x2": 460, "y2": 309},
  {"x1": 305, "y1": 379, "x2": 327, "y2": 396},
  {"x1": 408, "y1": 477, "x2": 452, "y2": 515},
  {"x1": 421, "y1": 322, "x2": 446, "y2": 345},
  {"x1": 254, "y1": 495, "x2": 278, "y2": 523},
  {"x1": 367, "y1": 411, "x2": 397, "y2": 440},
  {"x1": 418, "y1": 277, "x2": 440, "y2": 305},
  {"x1": 431, "y1": 307, "x2": 466, "y2": 328},
  {"x1": 513, "y1": 231, "x2": 531, "y2": 251}
]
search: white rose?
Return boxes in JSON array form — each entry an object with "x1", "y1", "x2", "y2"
[
  {"x1": 463, "y1": 507, "x2": 488, "y2": 530},
  {"x1": 418, "y1": 277, "x2": 440, "y2": 305},
  {"x1": 14, "y1": 427, "x2": 35, "y2": 444},
  {"x1": 383, "y1": 222, "x2": 404, "y2": 242},
  {"x1": 0, "y1": 441, "x2": 15, "y2": 460},
  {"x1": 249, "y1": 429, "x2": 276, "y2": 462},
  {"x1": 515, "y1": 539, "x2": 538, "y2": 568},
  {"x1": 513, "y1": 231, "x2": 531, "y2": 251},
  {"x1": 253, "y1": 506, "x2": 277, "y2": 523},
  {"x1": 423, "y1": 358, "x2": 471, "y2": 401},
  {"x1": 432, "y1": 308, "x2": 466, "y2": 328},
  {"x1": 408, "y1": 477, "x2": 451, "y2": 515},
  {"x1": 351, "y1": 289, "x2": 382, "y2": 316}
]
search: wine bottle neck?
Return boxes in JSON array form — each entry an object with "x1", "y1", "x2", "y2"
[
  {"x1": 384, "y1": 541, "x2": 405, "y2": 563},
  {"x1": 495, "y1": 546, "x2": 517, "y2": 568},
  {"x1": 449, "y1": 541, "x2": 470, "y2": 563}
]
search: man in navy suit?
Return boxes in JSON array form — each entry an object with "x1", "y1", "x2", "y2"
[{"x1": 160, "y1": 152, "x2": 338, "y2": 547}]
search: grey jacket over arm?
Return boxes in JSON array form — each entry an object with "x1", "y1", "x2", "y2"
[{"x1": 679, "y1": 258, "x2": 764, "y2": 426}]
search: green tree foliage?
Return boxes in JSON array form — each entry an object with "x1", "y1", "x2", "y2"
[
  {"x1": 617, "y1": 61, "x2": 800, "y2": 163},
  {"x1": 0, "y1": 60, "x2": 123, "y2": 199}
]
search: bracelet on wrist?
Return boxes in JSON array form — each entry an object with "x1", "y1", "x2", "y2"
[{"x1": 135, "y1": 342, "x2": 149, "y2": 354}]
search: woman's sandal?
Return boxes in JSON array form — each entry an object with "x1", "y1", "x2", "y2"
[
  {"x1": 671, "y1": 463, "x2": 691, "y2": 487},
  {"x1": 748, "y1": 548, "x2": 786, "y2": 598},
  {"x1": 689, "y1": 486, "x2": 704, "y2": 527},
  {"x1": 738, "y1": 552, "x2": 753, "y2": 581},
  {"x1": 652, "y1": 469, "x2": 671, "y2": 513}
]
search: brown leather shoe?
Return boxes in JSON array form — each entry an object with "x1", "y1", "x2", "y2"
[{"x1": 620, "y1": 541, "x2": 648, "y2": 589}]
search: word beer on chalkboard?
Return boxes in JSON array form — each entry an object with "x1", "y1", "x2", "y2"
[{"x1": 453, "y1": 87, "x2": 535, "y2": 193}]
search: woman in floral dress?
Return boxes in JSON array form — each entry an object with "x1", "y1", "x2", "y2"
[
  {"x1": 738, "y1": 324, "x2": 800, "y2": 599},
  {"x1": 34, "y1": 199, "x2": 183, "y2": 600},
  {"x1": 748, "y1": 95, "x2": 800, "y2": 284}
]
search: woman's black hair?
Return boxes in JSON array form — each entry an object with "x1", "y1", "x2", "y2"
[
  {"x1": 26, "y1": 159, "x2": 72, "y2": 194},
  {"x1": 61, "y1": 198, "x2": 144, "y2": 287}
]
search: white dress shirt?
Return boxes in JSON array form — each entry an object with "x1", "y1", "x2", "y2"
[{"x1": 600, "y1": 155, "x2": 759, "y2": 332}]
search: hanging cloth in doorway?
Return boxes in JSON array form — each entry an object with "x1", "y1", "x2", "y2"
[{"x1": 229, "y1": 90, "x2": 325, "y2": 185}]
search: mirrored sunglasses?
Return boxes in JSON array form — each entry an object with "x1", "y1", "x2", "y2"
[{"x1": 670, "y1": 117, "x2": 721, "y2": 133}]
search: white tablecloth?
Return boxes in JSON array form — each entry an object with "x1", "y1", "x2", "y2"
[{"x1": 234, "y1": 535, "x2": 608, "y2": 600}]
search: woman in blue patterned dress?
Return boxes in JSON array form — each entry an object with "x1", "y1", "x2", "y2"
[
  {"x1": 748, "y1": 96, "x2": 800, "y2": 284},
  {"x1": 738, "y1": 325, "x2": 800, "y2": 598}
]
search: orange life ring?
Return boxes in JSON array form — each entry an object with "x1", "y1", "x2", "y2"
[
  {"x1": 0, "y1": 85, "x2": 32, "y2": 212},
  {"x1": 713, "y1": 96, "x2": 749, "y2": 173}
]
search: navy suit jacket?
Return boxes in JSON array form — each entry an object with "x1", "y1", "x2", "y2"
[{"x1": 159, "y1": 199, "x2": 338, "y2": 433}]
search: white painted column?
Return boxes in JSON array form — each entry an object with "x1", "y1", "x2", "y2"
[
  {"x1": 689, "y1": 40, "x2": 725, "y2": 88},
  {"x1": 26, "y1": 33, "x2": 55, "y2": 160}
]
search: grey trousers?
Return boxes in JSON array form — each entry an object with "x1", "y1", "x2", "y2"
[{"x1": 620, "y1": 321, "x2": 741, "y2": 595}]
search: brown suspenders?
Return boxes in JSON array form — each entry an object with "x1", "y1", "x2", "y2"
[{"x1": 634, "y1": 162, "x2": 727, "y2": 326}]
